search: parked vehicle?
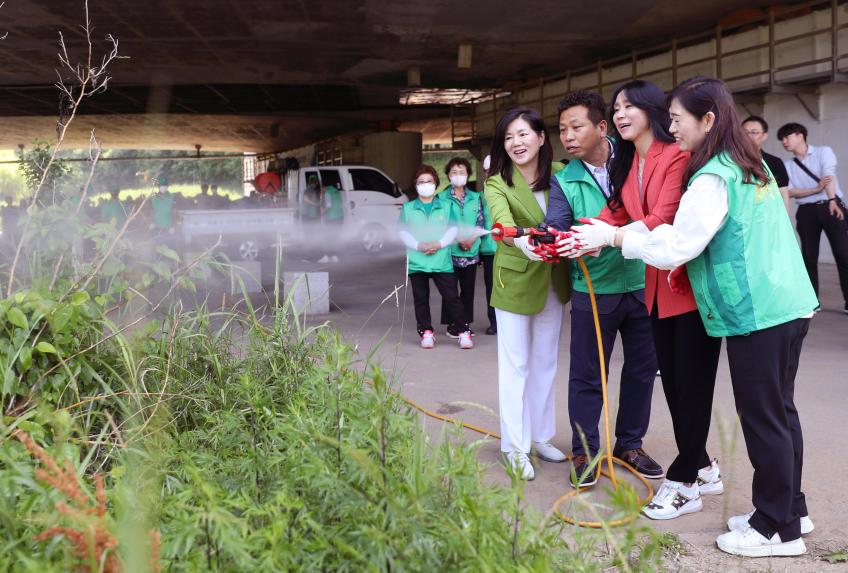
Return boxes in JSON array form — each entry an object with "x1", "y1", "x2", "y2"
[{"x1": 180, "y1": 165, "x2": 407, "y2": 259}]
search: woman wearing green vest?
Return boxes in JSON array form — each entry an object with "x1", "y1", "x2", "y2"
[
  {"x1": 572, "y1": 77, "x2": 818, "y2": 558},
  {"x1": 438, "y1": 157, "x2": 489, "y2": 337},
  {"x1": 485, "y1": 107, "x2": 571, "y2": 481},
  {"x1": 399, "y1": 165, "x2": 473, "y2": 350}
]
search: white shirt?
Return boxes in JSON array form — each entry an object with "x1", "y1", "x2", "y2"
[
  {"x1": 582, "y1": 161, "x2": 611, "y2": 198},
  {"x1": 533, "y1": 190, "x2": 547, "y2": 214},
  {"x1": 621, "y1": 174, "x2": 727, "y2": 270},
  {"x1": 784, "y1": 144, "x2": 843, "y2": 204}
]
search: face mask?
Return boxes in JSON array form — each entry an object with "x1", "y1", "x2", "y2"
[
  {"x1": 416, "y1": 182, "x2": 436, "y2": 197},
  {"x1": 449, "y1": 174, "x2": 468, "y2": 188}
]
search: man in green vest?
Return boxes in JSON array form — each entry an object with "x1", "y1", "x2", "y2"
[{"x1": 545, "y1": 91, "x2": 662, "y2": 487}]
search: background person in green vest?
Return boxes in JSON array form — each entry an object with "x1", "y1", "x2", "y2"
[
  {"x1": 544, "y1": 91, "x2": 662, "y2": 489},
  {"x1": 438, "y1": 157, "x2": 489, "y2": 337},
  {"x1": 484, "y1": 107, "x2": 571, "y2": 481},
  {"x1": 398, "y1": 165, "x2": 473, "y2": 350},
  {"x1": 150, "y1": 177, "x2": 176, "y2": 236},
  {"x1": 571, "y1": 77, "x2": 818, "y2": 558},
  {"x1": 479, "y1": 156, "x2": 498, "y2": 335},
  {"x1": 318, "y1": 182, "x2": 344, "y2": 264},
  {"x1": 99, "y1": 188, "x2": 126, "y2": 226}
]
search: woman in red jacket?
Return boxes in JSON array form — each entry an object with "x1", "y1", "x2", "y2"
[{"x1": 599, "y1": 80, "x2": 723, "y2": 520}]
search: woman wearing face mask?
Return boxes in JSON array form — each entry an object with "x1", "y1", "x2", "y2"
[
  {"x1": 438, "y1": 157, "x2": 490, "y2": 337},
  {"x1": 571, "y1": 77, "x2": 817, "y2": 558},
  {"x1": 598, "y1": 80, "x2": 724, "y2": 519},
  {"x1": 398, "y1": 165, "x2": 473, "y2": 350},
  {"x1": 485, "y1": 107, "x2": 571, "y2": 480}
]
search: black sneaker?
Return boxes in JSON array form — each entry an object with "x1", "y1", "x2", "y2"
[
  {"x1": 569, "y1": 454, "x2": 599, "y2": 489},
  {"x1": 614, "y1": 448, "x2": 665, "y2": 479},
  {"x1": 485, "y1": 325, "x2": 497, "y2": 335}
]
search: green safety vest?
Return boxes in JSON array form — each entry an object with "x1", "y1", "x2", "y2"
[
  {"x1": 554, "y1": 159, "x2": 645, "y2": 294},
  {"x1": 439, "y1": 186, "x2": 486, "y2": 259},
  {"x1": 479, "y1": 192, "x2": 497, "y2": 255},
  {"x1": 100, "y1": 199, "x2": 125, "y2": 225},
  {"x1": 398, "y1": 195, "x2": 455, "y2": 274},
  {"x1": 325, "y1": 185, "x2": 344, "y2": 220},
  {"x1": 151, "y1": 193, "x2": 174, "y2": 229},
  {"x1": 685, "y1": 154, "x2": 818, "y2": 337}
]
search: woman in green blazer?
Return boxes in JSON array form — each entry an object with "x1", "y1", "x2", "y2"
[{"x1": 484, "y1": 107, "x2": 571, "y2": 480}]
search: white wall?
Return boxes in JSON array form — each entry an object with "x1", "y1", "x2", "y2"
[{"x1": 756, "y1": 83, "x2": 848, "y2": 263}]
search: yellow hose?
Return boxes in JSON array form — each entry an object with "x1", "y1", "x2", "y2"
[{"x1": 396, "y1": 256, "x2": 654, "y2": 528}]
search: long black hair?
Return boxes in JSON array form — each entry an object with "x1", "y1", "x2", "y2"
[
  {"x1": 669, "y1": 76, "x2": 767, "y2": 190},
  {"x1": 607, "y1": 80, "x2": 675, "y2": 210},
  {"x1": 488, "y1": 106, "x2": 553, "y2": 192}
]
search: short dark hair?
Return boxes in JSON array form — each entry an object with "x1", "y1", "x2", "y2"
[
  {"x1": 413, "y1": 164, "x2": 440, "y2": 188},
  {"x1": 444, "y1": 157, "x2": 472, "y2": 177},
  {"x1": 742, "y1": 115, "x2": 768, "y2": 133},
  {"x1": 556, "y1": 90, "x2": 606, "y2": 125},
  {"x1": 777, "y1": 122, "x2": 807, "y2": 141}
]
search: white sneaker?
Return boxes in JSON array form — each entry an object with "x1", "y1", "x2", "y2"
[
  {"x1": 420, "y1": 330, "x2": 435, "y2": 349},
  {"x1": 642, "y1": 480, "x2": 703, "y2": 520},
  {"x1": 506, "y1": 451, "x2": 535, "y2": 480},
  {"x1": 697, "y1": 458, "x2": 724, "y2": 495},
  {"x1": 317, "y1": 254, "x2": 330, "y2": 263},
  {"x1": 728, "y1": 510, "x2": 815, "y2": 535},
  {"x1": 532, "y1": 441, "x2": 566, "y2": 463},
  {"x1": 458, "y1": 331, "x2": 473, "y2": 349},
  {"x1": 330, "y1": 255, "x2": 339, "y2": 263},
  {"x1": 716, "y1": 526, "x2": 806, "y2": 557}
]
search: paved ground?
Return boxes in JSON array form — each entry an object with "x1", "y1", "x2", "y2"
[{"x1": 291, "y1": 247, "x2": 847, "y2": 572}]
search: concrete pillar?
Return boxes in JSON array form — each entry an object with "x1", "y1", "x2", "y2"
[{"x1": 362, "y1": 131, "x2": 422, "y2": 193}]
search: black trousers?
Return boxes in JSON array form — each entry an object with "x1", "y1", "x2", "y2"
[
  {"x1": 796, "y1": 202, "x2": 848, "y2": 304},
  {"x1": 727, "y1": 318, "x2": 810, "y2": 542},
  {"x1": 650, "y1": 309, "x2": 722, "y2": 483},
  {"x1": 409, "y1": 272, "x2": 466, "y2": 335},
  {"x1": 481, "y1": 254, "x2": 497, "y2": 328},
  {"x1": 440, "y1": 264, "x2": 476, "y2": 327},
  {"x1": 568, "y1": 292, "x2": 657, "y2": 455}
]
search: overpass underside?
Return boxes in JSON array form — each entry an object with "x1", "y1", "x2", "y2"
[{"x1": 3, "y1": 0, "x2": 838, "y2": 153}]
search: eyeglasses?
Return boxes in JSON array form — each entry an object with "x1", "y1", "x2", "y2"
[{"x1": 745, "y1": 130, "x2": 764, "y2": 136}]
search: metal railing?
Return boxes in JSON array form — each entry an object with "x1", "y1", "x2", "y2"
[{"x1": 467, "y1": 0, "x2": 847, "y2": 143}]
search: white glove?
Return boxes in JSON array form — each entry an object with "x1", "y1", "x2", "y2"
[
  {"x1": 554, "y1": 233, "x2": 581, "y2": 257},
  {"x1": 570, "y1": 218, "x2": 617, "y2": 251},
  {"x1": 513, "y1": 235, "x2": 542, "y2": 262}
]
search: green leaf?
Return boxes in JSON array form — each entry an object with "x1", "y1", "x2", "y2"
[
  {"x1": 152, "y1": 261, "x2": 171, "y2": 279},
  {"x1": 17, "y1": 420, "x2": 45, "y2": 439},
  {"x1": 824, "y1": 550, "x2": 848, "y2": 564},
  {"x1": 18, "y1": 346, "x2": 32, "y2": 372},
  {"x1": 6, "y1": 307, "x2": 28, "y2": 330},
  {"x1": 70, "y1": 291, "x2": 90, "y2": 306},
  {"x1": 156, "y1": 244, "x2": 181, "y2": 262},
  {"x1": 2, "y1": 368, "x2": 17, "y2": 395},
  {"x1": 50, "y1": 305, "x2": 74, "y2": 333},
  {"x1": 35, "y1": 341, "x2": 58, "y2": 354}
]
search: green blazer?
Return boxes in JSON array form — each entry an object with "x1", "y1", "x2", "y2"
[{"x1": 484, "y1": 163, "x2": 571, "y2": 315}]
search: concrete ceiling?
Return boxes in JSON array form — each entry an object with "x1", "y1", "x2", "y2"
[{"x1": 0, "y1": 0, "x2": 802, "y2": 151}]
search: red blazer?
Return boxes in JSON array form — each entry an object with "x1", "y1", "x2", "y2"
[{"x1": 599, "y1": 140, "x2": 698, "y2": 319}]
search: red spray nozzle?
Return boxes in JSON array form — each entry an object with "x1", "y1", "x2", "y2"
[{"x1": 491, "y1": 222, "x2": 523, "y2": 241}]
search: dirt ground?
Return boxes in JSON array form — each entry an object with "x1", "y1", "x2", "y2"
[{"x1": 292, "y1": 247, "x2": 848, "y2": 572}]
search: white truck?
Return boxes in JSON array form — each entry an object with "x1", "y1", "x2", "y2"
[{"x1": 180, "y1": 165, "x2": 407, "y2": 260}]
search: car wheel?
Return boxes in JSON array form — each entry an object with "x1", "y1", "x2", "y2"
[
  {"x1": 360, "y1": 224, "x2": 385, "y2": 253},
  {"x1": 239, "y1": 240, "x2": 259, "y2": 260}
]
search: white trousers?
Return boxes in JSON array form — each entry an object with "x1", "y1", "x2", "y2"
[{"x1": 495, "y1": 287, "x2": 565, "y2": 453}]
